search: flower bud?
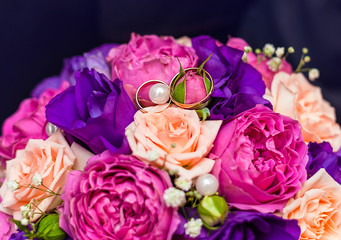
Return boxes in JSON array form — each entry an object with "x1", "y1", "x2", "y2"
[
  {"x1": 288, "y1": 46, "x2": 295, "y2": 53},
  {"x1": 197, "y1": 195, "x2": 229, "y2": 227}
]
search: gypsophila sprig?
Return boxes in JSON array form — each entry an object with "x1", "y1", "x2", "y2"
[
  {"x1": 163, "y1": 187, "x2": 186, "y2": 207},
  {"x1": 309, "y1": 68, "x2": 320, "y2": 81},
  {"x1": 263, "y1": 43, "x2": 275, "y2": 58},
  {"x1": 20, "y1": 204, "x2": 32, "y2": 218},
  {"x1": 267, "y1": 57, "x2": 282, "y2": 72},
  {"x1": 275, "y1": 47, "x2": 285, "y2": 58},
  {"x1": 7, "y1": 180, "x2": 20, "y2": 191},
  {"x1": 32, "y1": 172, "x2": 43, "y2": 186},
  {"x1": 184, "y1": 218, "x2": 203, "y2": 238},
  {"x1": 175, "y1": 177, "x2": 192, "y2": 191}
]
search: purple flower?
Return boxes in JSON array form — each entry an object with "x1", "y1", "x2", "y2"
[
  {"x1": 61, "y1": 43, "x2": 117, "y2": 85},
  {"x1": 32, "y1": 44, "x2": 116, "y2": 98},
  {"x1": 46, "y1": 68, "x2": 136, "y2": 154},
  {"x1": 191, "y1": 36, "x2": 271, "y2": 121},
  {"x1": 307, "y1": 141, "x2": 341, "y2": 183},
  {"x1": 59, "y1": 152, "x2": 179, "y2": 240},
  {"x1": 9, "y1": 231, "x2": 28, "y2": 240},
  {"x1": 208, "y1": 211, "x2": 300, "y2": 240}
]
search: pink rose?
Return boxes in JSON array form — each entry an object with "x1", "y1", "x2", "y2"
[
  {"x1": 0, "y1": 132, "x2": 76, "y2": 221},
  {"x1": 265, "y1": 72, "x2": 341, "y2": 151},
  {"x1": 107, "y1": 33, "x2": 198, "y2": 100},
  {"x1": 227, "y1": 37, "x2": 293, "y2": 88},
  {"x1": 0, "y1": 82, "x2": 69, "y2": 165},
  {"x1": 125, "y1": 106, "x2": 222, "y2": 179},
  {"x1": 59, "y1": 152, "x2": 179, "y2": 240},
  {"x1": 210, "y1": 104, "x2": 308, "y2": 212},
  {"x1": 283, "y1": 169, "x2": 341, "y2": 239}
]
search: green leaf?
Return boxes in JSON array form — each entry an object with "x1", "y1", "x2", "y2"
[
  {"x1": 176, "y1": 58, "x2": 185, "y2": 76},
  {"x1": 196, "y1": 54, "x2": 212, "y2": 75},
  {"x1": 37, "y1": 214, "x2": 66, "y2": 240},
  {"x1": 195, "y1": 108, "x2": 210, "y2": 121},
  {"x1": 10, "y1": 219, "x2": 31, "y2": 234},
  {"x1": 172, "y1": 76, "x2": 186, "y2": 104},
  {"x1": 203, "y1": 72, "x2": 211, "y2": 94}
]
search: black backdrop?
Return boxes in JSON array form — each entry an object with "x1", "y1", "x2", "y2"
[{"x1": 1, "y1": 0, "x2": 341, "y2": 125}]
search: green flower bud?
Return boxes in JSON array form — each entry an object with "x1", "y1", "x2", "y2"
[
  {"x1": 37, "y1": 214, "x2": 66, "y2": 240},
  {"x1": 197, "y1": 195, "x2": 229, "y2": 227}
]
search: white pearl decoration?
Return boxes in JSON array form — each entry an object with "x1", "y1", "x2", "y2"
[
  {"x1": 45, "y1": 122, "x2": 59, "y2": 136},
  {"x1": 148, "y1": 83, "x2": 170, "y2": 104},
  {"x1": 195, "y1": 174, "x2": 219, "y2": 196}
]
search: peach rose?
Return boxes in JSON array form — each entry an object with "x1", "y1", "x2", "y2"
[
  {"x1": 282, "y1": 169, "x2": 341, "y2": 240},
  {"x1": 0, "y1": 132, "x2": 83, "y2": 221},
  {"x1": 125, "y1": 106, "x2": 222, "y2": 179},
  {"x1": 265, "y1": 72, "x2": 341, "y2": 151}
]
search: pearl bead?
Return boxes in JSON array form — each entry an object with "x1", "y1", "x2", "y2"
[
  {"x1": 195, "y1": 174, "x2": 219, "y2": 196},
  {"x1": 45, "y1": 122, "x2": 59, "y2": 136},
  {"x1": 148, "y1": 83, "x2": 170, "y2": 104}
]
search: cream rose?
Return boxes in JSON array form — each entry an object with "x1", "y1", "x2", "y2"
[
  {"x1": 265, "y1": 72, "x2": 341, "y2": 151},
  {"x1": 125, "y1": 106, "x2": 222, "y2": 179},
  {"x1": 282, "y1": 169, "x2": 341, "y2": 240},
  {"x1": 0, "y1": 132, "x2": 89, "y2": 221}
]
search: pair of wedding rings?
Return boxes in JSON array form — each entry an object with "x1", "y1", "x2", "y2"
[{"x1": 135, "y1": 68, "x2": 214, "y2": 113}]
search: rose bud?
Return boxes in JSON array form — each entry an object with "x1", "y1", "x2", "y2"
[
  {"x1": 198, "y1": 195, "x2": 229, "y2": 228},
  {"x1": 171, "y1": 56, "x2": 212, "y2": 108}
]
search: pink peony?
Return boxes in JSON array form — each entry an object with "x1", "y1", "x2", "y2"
[
  {"x1": 107, "y1": 33, "x2": 198, "y2": 101},
  {"x1": 210, "y1": 104, "x2": 308, "y2": 213},
  {"x1": 227, "y1": 37, "x2": 292, "y2": 89},
  {"x1": 0, "y1": 82, "x2": 69, "y2": 166},
  {"x1": 0, "y1": 197, "x2": 15, "y2": 240},
  {"x1": 59, "y1": 151, "x2": 180, "y2": 240}
]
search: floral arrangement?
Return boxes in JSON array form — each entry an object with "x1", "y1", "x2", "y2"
[{"x1": 0, "y1": 33, "x2": 340, "y2": 240}]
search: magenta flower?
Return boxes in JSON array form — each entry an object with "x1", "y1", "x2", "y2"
[
  {"x1": 107, "y1": 33, "x2": 198, "y2": 100},
  {"x1": 210, "y1": 104, "x2": 308, "y2": 212},
  {"x1": 59, "y1": 151, "x2": 180, "y2": 240},
  {"x1": 0, "y1": 82, "x2": 68, "y2": 165}
]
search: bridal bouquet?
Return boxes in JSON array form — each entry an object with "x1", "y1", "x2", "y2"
[{"x1": 0, "y1": 33, "x2": 340, "y2": 240}]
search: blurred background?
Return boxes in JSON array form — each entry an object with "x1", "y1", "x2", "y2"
[{"x1": 1, "y1": 0, "x2": 341, "y2": 125}]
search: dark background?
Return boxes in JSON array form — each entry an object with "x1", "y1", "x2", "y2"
[{"x1": 1, "y1": 0, "x2": 341, "y2": 126}]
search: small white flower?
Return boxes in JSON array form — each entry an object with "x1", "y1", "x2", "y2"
[
  {"x1": 309, "y1": 68, "x2": 320, "y2": 81},
  {"x1": 21, "y1": 218, "x2": 29, "y2": 226},
  {"x1": 7, "y1": 180, "x2": 19, "y2": 191},
  {"x1": 32, "y1": 172, "x2": 43, "y2": 186},
  {"x1": 302, "y1": 47, "x2": 309, "y2": 54},
  {"x1": 266, "y1": 57, "x2": 282, "y2": 72},
  {"x1": 174, "y1": 177, "x2": 192, "y2": 191},
  {"x1": 20, "y1": 205, "x2": 31, "y2": 218},
  {"x1": 184, "y1": 218, "x2": 203, "y2": 238},
  {"x1": 288, "y1": 46, "x2": 295, "y2": 53},
  {"x1": 263, "y1": 43, "x2": 275, "y2": 58},
  {"x1": 163, "y1": 187, "x2": 186, "y2": 207},
  {"x1": 275, "y1": 47, "x2": 285, "y2": 58}
]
